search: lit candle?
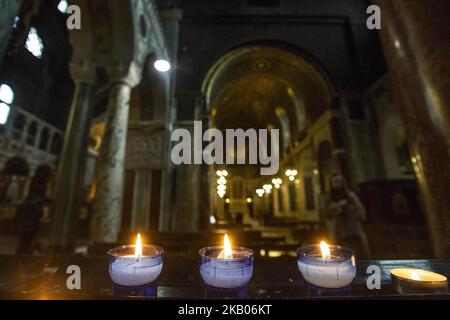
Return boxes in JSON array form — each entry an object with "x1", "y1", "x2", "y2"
[
  {"x1": 297, "y1": 241, "x2": 356, "y2": 289},
  {"x1": 391, "y1": 268, "x2": 448, "y2": 294},
  {"x1": 199, "y1": 234, "x2": 253, "y2": 289},
  {"x1": 108, "y1": 233, "x2": 164, "y2": 287}
]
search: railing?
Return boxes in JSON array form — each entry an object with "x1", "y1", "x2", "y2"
[{"x1": 0, "y1": 105, "x2": 64, "y2": 170}]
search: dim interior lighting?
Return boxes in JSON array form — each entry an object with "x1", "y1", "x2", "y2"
[
  {"x1": 256, "y1": 189, "x2": 264, "y2": 197},
  {"x1": 58, "y1": 0, "x2": 69, "y2": 13},
  {"x1": 246, "y1": 197, "x2": 252, "y2": 203},
  {"x1": 154, "y1": 59, "x2": 171, "y2": 72},
  {"x1": 209, "y1": 215, "x2": 216, "y2": 225},
  {"x1": 225, "y1": 198, "x2": 231, "y2": 204},
  {"x1": 0, "y1": 103, "x2": 11, "y2": 125},
  {"x1": 313, "y1": 169, "x2": 319, "y2": 176},
  {"x1": 259, "y1": 249, "x2": 266, "y2": 257}
]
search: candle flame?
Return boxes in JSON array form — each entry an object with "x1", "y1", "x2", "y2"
[
  {"x1": 320, "y1": 241, "x2": 331, "y2": 259},
  {"x1": 223, "y1": 234, "x2": 233, "y2": 259},
  {"x1": 411, "y1": 271, "x2": 421, "y2": 281},
  {"x1": 135, "y1": 233, "x2": 142, "y2": 257}
]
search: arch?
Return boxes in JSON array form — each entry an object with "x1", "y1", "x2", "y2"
[
  {"x1": 201, "y1": 42, "x2": 334, "y2": 107},
  {"x1": 201, "y1": 44, "x2": 333, "y2": 145},
  {"x1": 3, "y1": 156, "x2": 29, "y2": 176}
]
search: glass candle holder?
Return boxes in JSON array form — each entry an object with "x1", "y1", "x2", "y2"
[
  {"x1": 108, "y1": 244, "x2": 163, "y2": 287},
  {"x1": 199, "y1": 246, "x2": 253, "y2": 289},
  {"x1": 391, "y1": 268, "x2": 448, "y2": 294},
  {"x1": 297, "y1": 244, "x2": 356, "y2": 289}
]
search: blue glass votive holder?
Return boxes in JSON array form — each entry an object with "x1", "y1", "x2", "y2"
[
  {"x1": 199, "y1": 246, "x2": 253, "y2": 289},
  {"x1": 108, "y1": 244, "x2": 164, "y2": 287},
  {"x1": 297, "y1": 245, "x2": 356, "y2": 289}
]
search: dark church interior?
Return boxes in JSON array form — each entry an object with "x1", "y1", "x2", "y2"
[{"x1": 0, "y1": 0, "x2": 449, "y2": 301}]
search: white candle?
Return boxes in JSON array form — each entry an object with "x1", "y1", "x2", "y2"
[
  {"x1": 108, "y1": 234, "x2": 164, "y2": 287},
  {"x1": 200, "y1": 234, "x2": 253, "y2": 289},
  {"x1": 297, "y1": 241, "x2": 356, "y2": 289}
]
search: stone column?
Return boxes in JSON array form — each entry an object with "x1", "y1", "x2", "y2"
[
  {"x1": 90, "y1": 63, "x2": 141, "y2": 244},
  {"x1": 374, "y1": 0, "x2": 450, "y2": 258},
  {"x1": 50, "y1": 62, "x2": 96, "y2": 249}
]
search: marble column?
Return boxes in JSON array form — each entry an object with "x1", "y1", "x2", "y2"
[
  {"x1": 51, "y1": 63, "x2": 96, "y2": 249},
  {"x1": 91, "y1": 64, "x2": 141, "y2": 244},
  {"x1": 375, "y1": 0, "x2": 450, "y2": 258}
]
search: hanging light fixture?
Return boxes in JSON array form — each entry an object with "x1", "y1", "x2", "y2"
[
  {"x1": 285, "y1": 169, "x2": 298, "y2": 182},
  {"x1": 263, "y1": 184, "x2": 273, "y2": 194},
  {"x1": 256, "y1": 189, "x2": 265, "y2": 198},
  {"x1": 271, "y1": 178, "x2": 283, "y2": 189}
]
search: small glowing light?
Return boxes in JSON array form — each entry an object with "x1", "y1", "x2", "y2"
[
  {"x1": 246, "y1": 197, "x2": 252, "y2": 203},
  {"x1": 225, "y1": 198, "x2": 231, "y2": 204},
  {"x1": 209, "y1": 215, "x2": 216, "y2": 225},
  {"x1": 294, "y1": 179, "x2": 301, "y2": 184},
  {"x1": 25, "y1": 27, "x2": 44, "y2": 59},
  {"x1": 285, "y1": 169, "x2": 298, "y2": 181},
  {"x1": 216, "y1": 170, "x2": 228, "y2": 177},
  {"x1": 223, "y1": 234, "x2": 233, "y2": 259},
  {"x1": 263, "y1": 184, "x2": 273, "y2": 193},
  {"x1": 256, "y1": 189, "x2": 264, "y2": 197},
  {"x1": 0, "y1": 103, "x2": 11, "y2": 125},
  {"x1": 135, "y1": 233, "x2": 143, "y2": 257},
  {"x1": 57, "y1": 0, "x2": 68, "y2": 13},
  {"x1": 259, "y1": 249, "x2": 266, "y2": 257},
  {"x1": 320, "y1": 241, "x2": 331, "y2": 259},
  {"x1": 154, "y1": 59, "x2": 171, "y2": 72},
  {"x1": 217, "y1": 176, "x2": 226, "y2": 185},
  {"x1": 313, "y1": 169, "x2": 319, "y2": 176},
  {"x1": 0, "y1": 84, "x2": 14, "y2": 105},
  {"x1": 268, "y1": 250, "x2": 284, "y2": 258},
  {"x1": 217, "y1": 184, "x2": 226, "y2": 191},
  {"x1": 13, "y1": 16, "x2": 20, "y2": 29}
]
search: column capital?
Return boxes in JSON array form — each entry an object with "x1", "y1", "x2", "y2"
[
  {"x1": 70, "y1": 61, "x2": 97, "y2": 85},
  {"x1": 107, "y1": 61, "x2": 142, "y2": 88}
]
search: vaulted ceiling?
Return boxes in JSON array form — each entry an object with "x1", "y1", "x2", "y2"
[{"x1": 204, "y1": 46, "x2": 332, "y2": 178}]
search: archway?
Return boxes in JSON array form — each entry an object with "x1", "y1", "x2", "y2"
[{"x1": 201, "y1": 44, "x2": 333, "y2": 220}]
